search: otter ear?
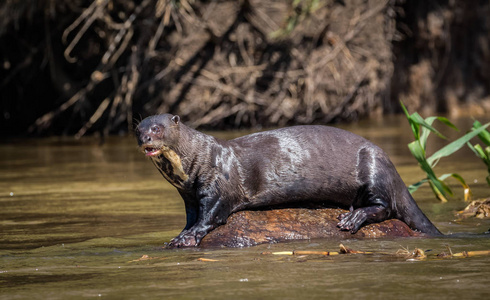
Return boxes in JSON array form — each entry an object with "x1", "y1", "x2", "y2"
[{"x1": 171, "y1": 115, "x2": 180, "y2": 125}]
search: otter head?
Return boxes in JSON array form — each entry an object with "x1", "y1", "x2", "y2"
[
  {"x1": 136, "y1": 114, "x2": 189, "y2": 185},
  {"x1": 135, "y1": 114, "x2": 181, "y2": 157}
]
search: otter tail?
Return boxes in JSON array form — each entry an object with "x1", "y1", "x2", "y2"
[{"x1": 398, "y1": 189, "x2": 442, "y2": 236}]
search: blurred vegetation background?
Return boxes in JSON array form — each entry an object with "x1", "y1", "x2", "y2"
[{"x1": 1, "y1": 0, "x2": 489, "y2": 137}]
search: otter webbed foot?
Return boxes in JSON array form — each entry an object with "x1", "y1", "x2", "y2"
[
  {"x1": 337, "y1": 205, "x2": 389, "y2": 234},
  {"x1": 167, "y1": 231, "x2": 198, "y2": 248},
  {"x1": 337, "y1": 208, "x2": 367, "y2": 233},
  {"x1": 166, "y1": 224, "x2": 214, "y2": 248}
]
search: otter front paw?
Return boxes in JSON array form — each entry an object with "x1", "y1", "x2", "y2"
[
  {"x1": 167, "y1": 233, "x2": 198, "y2": 248},
  {"x1": 337, "y1": 209, "x2": 367, "y2": 234}
]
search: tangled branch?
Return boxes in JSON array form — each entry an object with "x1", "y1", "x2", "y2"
[{"x1": 28, "y1": 0, "x2": 395, "y2": 136}]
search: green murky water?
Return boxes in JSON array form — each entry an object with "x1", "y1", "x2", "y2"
[{"x1": 1, "y1": 116, "x2": 489, "y2": 299}]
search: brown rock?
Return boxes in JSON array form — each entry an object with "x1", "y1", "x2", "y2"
[{"x1": 200, "y1": 208, "x2": 423, "y2": 248}]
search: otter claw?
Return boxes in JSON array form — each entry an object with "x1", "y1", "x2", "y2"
[
  {"x1": 337, "y1": 209, "x2": 367, "y2": 234},
  {"x1": 167, "y1": 234, "x2": 198, "y2": 248}
]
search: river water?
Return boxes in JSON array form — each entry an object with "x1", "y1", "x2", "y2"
[{"x1": 1, "y1": 116, "x2": 489, "y2": 299}]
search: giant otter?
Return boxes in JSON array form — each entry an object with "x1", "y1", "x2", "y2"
[{"x1": 136, "y1": 114, "x2": 441, "y2": 247}]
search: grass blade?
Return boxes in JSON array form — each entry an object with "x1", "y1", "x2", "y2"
[
  {"x1": 468, "y1": 143, "x2": 487, "y2": 160},
  {"x1": 400, "y1": 101, "x2": 420, "y2": 139},
  {"x1": 473, "y1": 120, "x2": 490, "y2": 146},
  {"x1": 419, "y1": 117, "x2": 458, "y2": 151},
  {"x1": 411, "y1": 112, "x2": 447, "y2": 140},
  {"x1": 408, "y1": 141, "x2": 450, "y2": 200},
  {"x1": 434, "y1": 116, "x2": 459, "y2": 131},
  {"x1": 439, "y1": 173, "x2": 472, "y2": 201},
  {"x1": 429, "y1": 181, "x2": 449, "y2": 202},
  {"x1": 427, "y1": 122, "x2": 490, "y2": 167},
  {"x1": 408, "y1": 178, "x2": 428, "y2": 194}
]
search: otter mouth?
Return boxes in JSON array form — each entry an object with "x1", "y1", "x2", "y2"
[{"x1": 143, "y1": 146, "x2": 162, "y2": 157}]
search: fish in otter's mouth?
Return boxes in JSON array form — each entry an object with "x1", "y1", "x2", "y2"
[{"x1": 143, "y1": 146, "x2": 162, "y2": 157}]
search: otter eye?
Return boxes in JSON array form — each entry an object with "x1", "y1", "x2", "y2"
[{"x1": 151, "y1": 125, "x2": 161, "y2": 134}]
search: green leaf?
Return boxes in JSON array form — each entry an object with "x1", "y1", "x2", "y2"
[
  {"x1": 419, "y1": 117, "x2": 436, "y2": 151},
  {"x1": 412, "y1": 113, "x2": 448, "y2": 140},
  {"x1": 468, "y1": 143, "x2": 487, "y2": 160},
  {"x1": 419, "y1": 117, "x2": 458, "y2": 150},
  {"x1": 473, "y1": 120, "x2": 490, "y2": 146},
  {"x1": 427, "y1": 122, "x2": 490, "y2": 167},
  {"x1": 400, "y1": 101, "x2": 410, "y2": 118},
  {"x1": 434, "y1": 116, "x2": 459, "y2": 131},
  {"x1": 428, "y1": 181, "x2": 449, "y2": 202},
  {"x1": 435, "y1": 174, "x2": 454, "y2": 196},
  {"x1": 407, "y1": 140, "x2": 426, "y2": 164},
  {"x1": 400, "y1": 102, "x2": 420, "y2": 139},
  {"x1": 408, "y1": 178, "x2": 428, "y2": 194},
  {"x1": 438, "y1": 173, "x2": 472, "y2": 201},
  {"x1": 408, "y1": 141, "x2": 449, "y2": 199}
]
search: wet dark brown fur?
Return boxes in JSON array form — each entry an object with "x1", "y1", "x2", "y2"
[{"x1": 136, "y1": 114, "x2": 441, "y2": 247}]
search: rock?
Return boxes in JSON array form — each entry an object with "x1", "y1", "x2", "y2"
[{"x1": 200, "y1": 208, "x2": 423, "y2": 248}]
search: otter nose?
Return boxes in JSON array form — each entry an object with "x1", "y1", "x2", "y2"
[{"x1": 142, "y1": 134, "x2": 152, "y2": 144}]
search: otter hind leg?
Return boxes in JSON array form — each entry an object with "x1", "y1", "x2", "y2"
[
  {"x1": 337, "y1": 202, "x2": 390, "y2": 233},
  {"x1": 337, "y1": 148, "x2": 393, "y2": 233}
]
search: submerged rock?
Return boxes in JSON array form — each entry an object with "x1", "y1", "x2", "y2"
[{"x1": 200, "y1": 208, "x2": 423, "y2": 248}]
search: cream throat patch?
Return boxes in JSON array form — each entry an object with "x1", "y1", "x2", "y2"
[{"x1": 151, "y1": 146, "x2": 189, "y2": 187}]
